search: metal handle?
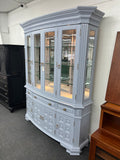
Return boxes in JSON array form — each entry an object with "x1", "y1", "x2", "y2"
[
  {"x1": 48, "y1": 103, "x2": 52, "y2": 106},
  {"x1": 56, "y1": 124, "x2": 59, "y2": 128},
  {"x1": 40, "y1": 115, "x2": 44, "y2": 120},
  {"x1": 63, "y1": 108, "x2": 67, "y2": 111}
]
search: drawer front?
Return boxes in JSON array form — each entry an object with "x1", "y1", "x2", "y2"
[
  {"x1": 0, "y1": 88, "x2": 8, "y2": 97},
  {"x1": 33, "y1": 93, "x2": 56, "y2": 108},
  {"x1": 0, "y1": 75, "x2": 7, "y2": 83},
  {"x1": 26, "y1": 89, "x2": 33, "y2": 97},
  {"x1": 0, "y1": 81, "x2": 8, "y2": 90},
  {"x1": 0, "y1": 94, "x2": 9, "y2": 104},
  {"x1": 57, "y1": 104, "x2": 74, "y2": 115}
]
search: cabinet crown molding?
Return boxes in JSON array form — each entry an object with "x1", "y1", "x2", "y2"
[{"x1": 21, "y1": 6, "x2": 104, "y2": 33}]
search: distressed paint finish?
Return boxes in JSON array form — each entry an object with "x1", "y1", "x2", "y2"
[{"x1": 22, "y1": 7, "x2": 104, "y2": 155}]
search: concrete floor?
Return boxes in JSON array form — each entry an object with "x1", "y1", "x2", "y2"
[{"x1": 0, "y1": 105, "x2": 89, "y2": 160}]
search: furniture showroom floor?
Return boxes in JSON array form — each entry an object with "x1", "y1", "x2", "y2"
[{"x1": 0, "y1": 104, "x2": 89, "y2": 160}]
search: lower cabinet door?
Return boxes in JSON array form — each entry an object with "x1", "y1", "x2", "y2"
[
  {"x1": 34, "y1": 101, "x2": 45, "y2": 128},
  {"x1": 43, "y1": 107, "x2": 55, "y2": 135},
  {"x1": 56, "y1": 112, "x2": 74, "y2": 144}
]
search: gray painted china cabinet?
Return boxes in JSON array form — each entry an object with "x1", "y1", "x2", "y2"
[{"x1": 21, "y1": 6, "x2": 104, "y2": 155}]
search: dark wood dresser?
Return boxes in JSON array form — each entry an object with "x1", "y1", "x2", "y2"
[
  {"x1": 0, "y1": 45, "x2": 25, "y2": 112},
  {"x1": 89, "y1": 32, "x2": 120, "y2": 160}
]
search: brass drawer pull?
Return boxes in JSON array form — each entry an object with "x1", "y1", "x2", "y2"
[
  {"x1": 63, "y1": 108, "x2": 67, "y2": 111},
  {"x1": 56, "y1": 124, "x2": 59, "y2": 128},
  {"x1": 40, "y1": 115, "x2": 44, "y2": 120},
  {"x1": 48, "y1": 103, "x2": 52, "y2": 106}
]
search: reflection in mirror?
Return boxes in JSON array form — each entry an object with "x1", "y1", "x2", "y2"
[
  {"x1": 27, "y1": 35, "x2": 32, "y2": 84},
  {"x1": 84, "y1": 30, "x2": 95, "y2": 99},
  {"x1": 60, "y1": 29, "x2": 76, "y2": 99},
  {"x1": 34, "y1": 34, "x2": 41, "y2": 89},
  {"x1": 45, "y1": 32, "x2": 55, "y2": 93}
]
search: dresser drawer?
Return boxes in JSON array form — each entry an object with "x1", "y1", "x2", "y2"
[
  {"x1": 0, "y1": 88, "x2": 8, "y2": 97},
  {"x1": 57, "y1": 104, "x2": 74, "y2": 115},
  {"x1": 33, "y1": 94, "x2": 56, "y2": 108}
]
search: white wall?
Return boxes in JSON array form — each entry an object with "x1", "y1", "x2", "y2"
[
  {"x1": 0, "y1": 13, "x2": 9, "y2": 44},
  {"x1": 7, "y1": 0, "x2": 120, "y2": 134}
]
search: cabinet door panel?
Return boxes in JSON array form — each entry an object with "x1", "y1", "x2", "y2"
[
  {"x1": 27, "y1": 35, "x2": 32, "y2": 85},
  {"x1": 56, "y1": 112, "x2": 74, "y2": 144},
  {"x1": 44, "y1": 107, "x2": 55, "y2": 135},
  {"x1": 34, "y1": 34, "x2": 41, "y2": 90},
  {"x1": 60, "y1": 29, "x2": 76, "y2": 99},
  {"x1": 44, "y1": 31, "x2": 55, "y2": 94},
  {"x1": 34, "y1": 101, "x2": 45, "y2": 127}
]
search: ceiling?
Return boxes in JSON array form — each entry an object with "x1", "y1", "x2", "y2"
[{"x1": 0, "y1": 0, "x2": 34, "y2": 13}]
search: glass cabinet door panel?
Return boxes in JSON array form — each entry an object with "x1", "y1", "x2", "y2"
[
  {"x1": 34, "y1": 34, "x2": 41, "y2": 89},
  {"x1": 27, "y1": 35, "x2": 32, "y2": 84},
  {"x1": 60, "y1": 29, "x2": 76, "y2": 99},
  {"x1": 45, "y1": 32, "x2": 55, "y2": 93},
  {"x1": 84, "y1": 30, "x2": 95, "y2": 99}
]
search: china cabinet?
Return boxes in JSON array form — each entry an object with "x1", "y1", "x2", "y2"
[{"x1": 21, "y1": 6, "x2": 104, "y2": 155}]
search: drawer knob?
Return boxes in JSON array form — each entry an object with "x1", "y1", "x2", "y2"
[
  {"x1": 34, "y1": 96, "x2": 37, "y2": 99},
  {"x1": 28, "y1": 92, "x2": 30, "y2": 94},
  {"x1": 4, "y1": 85, "x2": 7, "y2": 87},
  {"x1": 63, "y1": 108, "x2": 67, "y2": 111},
  {"x1": 48, "y1": 103, "x2": 52, "y2": 106},
  {"x1": 5, "y1": 93, "x2": 7, "y2": 95},
  {"x1": 40, "y1": 115, "x2": 44, "y2": 120}
]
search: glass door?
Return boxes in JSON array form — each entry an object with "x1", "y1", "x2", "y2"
[
  {"x1": 27, "y1": 35, "x2": 32, "y2": 85},
  {"x1": 57, "y1": 27, "x2": 77, "y2": 100},
  {"x1": 84, "y1": 29, "x2": 96, "y2": 100},
  {"x1": 44, "y1": 30, "x2": 56, "y2": 95},
  {"x1": 34, "y1": 33, "x2": 41, "y2": 89}
]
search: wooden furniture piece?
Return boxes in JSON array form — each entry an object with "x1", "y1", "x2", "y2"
[
  {"x1": 21, "y1": 7, "x2": 104, "y2": 155},
  {"x1": 89, "y1": 32, "x2": 120, "y2": 160},
  {"x1": 0, "y1": 45, "x2": 26, "y2": 112}
]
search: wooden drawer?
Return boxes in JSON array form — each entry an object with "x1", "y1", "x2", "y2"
[
  {"x1": 0, "y1": 88, "x2": 8, "y2": 97},
  {"x1": 26, "y1": 89, "x2": 33, "y2": 96},
  {"x1": 33, "y1": 93, "x2": 56, "y2": 108},
  {"x1": 57, "y1": 104, "x2": 74, "y2": 115}
]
